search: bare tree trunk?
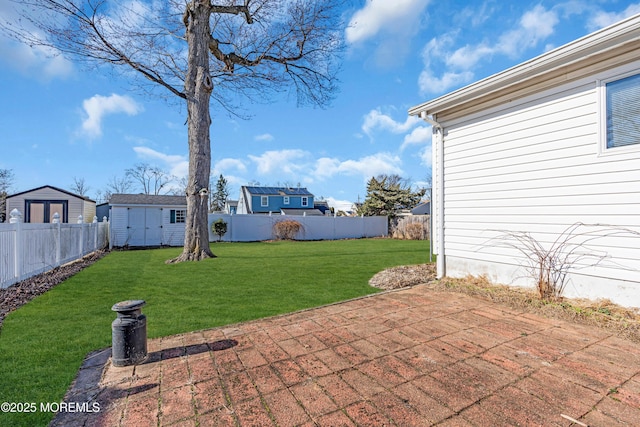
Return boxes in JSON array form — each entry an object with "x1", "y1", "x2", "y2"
[{"x1": 168, "y1": 0, "x2": 215, "y2": 263}]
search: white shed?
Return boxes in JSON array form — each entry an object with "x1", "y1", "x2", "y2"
[
  {"x1": 409, "y1": 14, "x2": 640, "y2": 308},
  {"x1": 109, "y1": 194, "x2": 187, "y2": 247}
]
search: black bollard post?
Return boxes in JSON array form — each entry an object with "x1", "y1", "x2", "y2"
[{"x1": 111, "y1": 300, "x2": 148, "y2": 367}]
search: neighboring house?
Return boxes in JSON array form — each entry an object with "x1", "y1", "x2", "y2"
[
  {"x1": 224, "y1": 200, "x2": 238, "y2": 215},
  {"x1": 109, "y1": 194, "x2": 187, "y2": 247},
  {"x1": 313, "y1": 200, "x2": 332, "y2": 216},
  {"x1": 236, "y1": 186, "x2": 318, "y2": 215},
  {"x1": 409, "y1": 15, "x2": 640, "y2": 307},
  {"x1": 411, "y1": 201, "x2": 431, "y2": 216},
  {"x1": 5, "y1": 185, "x2": 96, "y2": 223}
]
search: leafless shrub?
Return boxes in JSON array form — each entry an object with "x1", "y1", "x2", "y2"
[
  {"x1": 392, "y1": 216, "x2": 430, "y2": 240},
  {"x1": 273, "y1": 220, "x2": 302, "y2": 240},
  {"x1": 484, "y1": 223, "x2": 639, "y2": 301}
]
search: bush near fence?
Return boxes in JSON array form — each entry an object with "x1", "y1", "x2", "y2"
[
  {"x1": 208, "y1": 214, "x2": 388, "y2": 242},
  {"x1": 273, "y1": 219, "x2": 303, "y2": 240},
  {"x1": 391, "y1": 215, "x2": 430, "y2": 240}
]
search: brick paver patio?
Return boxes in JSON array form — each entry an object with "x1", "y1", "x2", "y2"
[{"x1": 53, "y1": 285, "x2": 640, "y2": 426}]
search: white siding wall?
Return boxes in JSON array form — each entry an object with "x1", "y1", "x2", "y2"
[
  {"x1": 162, "y1": 208, "x2": 185, "y2": 246},
  {"x1": 109, "y1": 206, "x2": 130, "y2": 247},
  {"x1": 439, "y1": 61, "x2": 640, "y2": 307},
  {"x1": 109, "y1": 205, "x2": 187, "y2": 247}
]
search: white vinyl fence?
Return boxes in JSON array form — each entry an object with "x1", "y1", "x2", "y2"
[
  {"x1": 208, "y1": 214, "x2": 388, "y2": 242},
  {"x1": 0, "y1": 210, "x2": 109, "y2": 289}
]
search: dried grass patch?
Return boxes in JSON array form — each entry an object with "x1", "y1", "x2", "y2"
[
  {"x1": 370, "y1": 265, "x2": 640, "y2": 343},
  {"x1": 369, "y1": 264, "x2": 437, "y2": 290}
]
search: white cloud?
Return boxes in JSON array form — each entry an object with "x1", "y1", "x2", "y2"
[
  {"x1": 345, "y1": 0, "x2": 431, "y2": 66},
  {"x1": 132, "y1": 146, "x2": 188, "y2": 178},
  {"x1": 248, "y1": 149, "x2": 308, "y2": 175},
  {"x1": 213, "y1": 158, "x2": 247, "y2": 174},
  {"x1": 418, "y1": 69, "x2": 474, "y2": 96},
  {"x1": 362, "y1": 108, "x2": 422, "y2": 139},
  {"x1": 254, "y1": 133, "x2": 274, "y2": 142},
  {"x1": 345, "y1": 0, "x2": 430, "y2": 44},
  {"x1": 313, "y1": 153, "x2": 403, "y2": 182},
  {"x1": 0, "y1": 3, "x2": 74, "y2": 80},
  {"x1": 588, "y1": 3, "x2": 640, "y2": 30},
  {"x1": 401, "y1": 126, "x2": 432, "y2": 151},
  {"x1": 80, "y1": 94, "x2": 142, "y2": 139},
  {"x1": 419, "y1": 143, "x2": 432, "y2": 167},
  {"x1": 418, "y1": 4, "x2": 560, "y2": 95}
]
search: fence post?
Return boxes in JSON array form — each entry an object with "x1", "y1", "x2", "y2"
[
  {"x1": 52, "y1": 212, "x2": 61, "y2": 266},
  {"x1": 10, "y1": 209, "x2": 23, "y2": 283},
  {"x1": 102, "y1": 216, "x2": 109, "y2": 249},
  {"x1": 77, "y1": 215, "x2": 84, "y2": 256},
  {"x1": 93, "y1": 216, "x2": 98, "y2": 251}
]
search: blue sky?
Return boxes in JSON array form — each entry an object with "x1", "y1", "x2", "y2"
[{"x1": 2, "y1": 0, "x2": 640, "y2": 211}]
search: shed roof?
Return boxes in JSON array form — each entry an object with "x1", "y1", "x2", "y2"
[
  {"x1": 409, "y1": 13, "x2": 640, "y2": 121},
  {"x1": 7, "y1": 185, "x2": 95, "y2": 202},
  {"x1": 280, "y1": 208, "x2": 324, "y2": 216},
  {"x1": 109, "y1": 194, "x2": 187, "y2": 206}
]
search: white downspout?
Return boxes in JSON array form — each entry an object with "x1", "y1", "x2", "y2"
[{"x1": 420, "y1": 111, "x2": 445, "y2": 279}]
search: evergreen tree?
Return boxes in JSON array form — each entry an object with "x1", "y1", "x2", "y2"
[
  {"x1": 359, "y1": 175, "x2": 425, "y2": 218},
  {"x1": 211, "y1": 174, "x2": 230, "y2": 212}
]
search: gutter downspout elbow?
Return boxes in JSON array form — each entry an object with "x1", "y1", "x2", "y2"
[{"x1": 419, "y1": 111, "x2": 445, "y2": 279}]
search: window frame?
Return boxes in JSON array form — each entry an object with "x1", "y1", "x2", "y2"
[
  {"x1": 283, "y1": 196, "x2": 290, "y2": 205},
  {"x1": 170, "y1": 209, "x2": 186, "y2": 224},
  {"x1": 301, "y1": 196, "x2": 309, "y2": 207},
  {"x1": 261, "y1": 196, "x2": 269, "y2": 207},
  {"x1": 598, "y1": 68, "x2": 640, "y2": 156}
]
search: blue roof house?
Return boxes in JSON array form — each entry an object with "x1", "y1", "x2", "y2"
[{"x1": 236, "y1": 186, "x2": 323, "y2": 215}]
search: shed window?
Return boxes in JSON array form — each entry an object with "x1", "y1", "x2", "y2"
[
  {"x1": 283, "y1": 196, "x2": 290, "y2": 205},
  {"x1": 606, "y1": 72, "x2": 640, "y2": 148},
  {"x1": 261, "y1": 196, "x2": 269, "y2": 207},
  {"x1": 301, "y1": 196, "x2": 309, "y2": 207},
  {"x1": 170, "y1": 209, "x2": 186, "y2": 223}
]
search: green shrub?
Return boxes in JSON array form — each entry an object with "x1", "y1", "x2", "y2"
[{"x1": 212, "y1": 218, "x2": 228, "y2": 241}]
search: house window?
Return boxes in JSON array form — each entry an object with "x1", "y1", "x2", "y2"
[
  {"x1": 170, "y1": 209, "x2": 186, "y2": 223},
  {"x1": 605, "y1": 72, "x2": 640, "y2": 149},
  {"x1": 261, "y1": 196, "x2": 269, "y2": 207},
  {"x1": 283, "y1": 196, "x2": 290, "y2": 205},
  {"x1": 301, "y1": 196, "x2": 309, "y2": 207}
]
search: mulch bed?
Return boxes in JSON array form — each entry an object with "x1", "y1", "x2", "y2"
[{"x1": 0, "y1": 250, "x2": 108, "y2": 328}]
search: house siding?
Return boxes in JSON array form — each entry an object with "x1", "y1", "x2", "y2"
[
  {"x1": 437, "y1": 61, "x2": 640, "y2": 305},
  {"x1": 250, "y1": 195, "x2": 313, "y2": 213}
]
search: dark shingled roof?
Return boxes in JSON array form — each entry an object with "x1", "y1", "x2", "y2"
[{"x1": 109, "y1": 194, "x2": 187, "y2": 206}]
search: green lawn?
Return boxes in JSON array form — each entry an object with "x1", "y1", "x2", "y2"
[{"x1": 0, "y1": 239, "x2": 429, "y2": 426}]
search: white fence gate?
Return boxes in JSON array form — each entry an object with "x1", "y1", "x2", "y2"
[{"x1": 0, "y1": 210, "x2": 109, "y2": 289}]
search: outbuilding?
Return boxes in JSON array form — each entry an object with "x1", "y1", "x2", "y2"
[
  {"x1": 5, "y1": 185, "x2": 96, "y2": 223},
  {"x1": 109, "y1": 194, "x2": 187, "y2": 247},
  {"x1": 409, "y1": 14, "x2": 640, "y2": 307}
]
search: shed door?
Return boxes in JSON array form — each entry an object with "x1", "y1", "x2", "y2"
[
  {"x1": 145, "y1": 208, "x2": 162, "y2": 246},
  {"x1": 127, "y1": 208, "x2": 162, "y2": 246}
]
